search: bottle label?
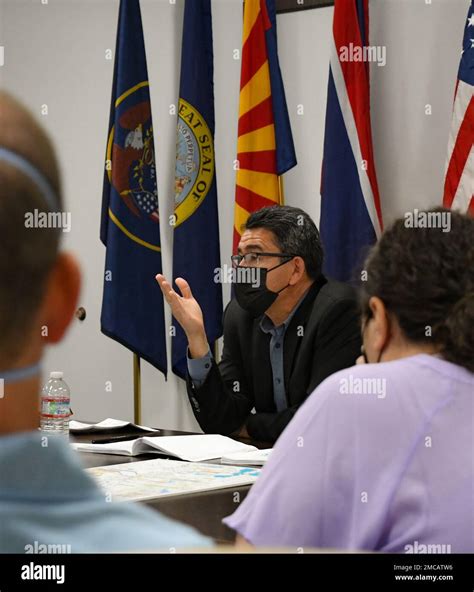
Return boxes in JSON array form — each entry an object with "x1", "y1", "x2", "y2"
[{"x1": 41, "y1": 398, "x2": 70, "y2": 419}]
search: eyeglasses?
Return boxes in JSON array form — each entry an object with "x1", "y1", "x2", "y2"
[{"x1": 231, "y1": 252, "x2": 296, "y2": 268}]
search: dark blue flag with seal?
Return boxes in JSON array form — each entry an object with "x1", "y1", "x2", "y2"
[
  {"x1": 172, "y1": 0, "x2": 223, "y2": 378},
  {"x1": 100, "y1": 0, "x2": 167, "y2": 376}
]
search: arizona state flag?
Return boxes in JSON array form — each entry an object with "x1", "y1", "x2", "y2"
[
  {"x1": 172, "y1": 0, "x2": 223, "y2": 378},
  {"x1": 233, "y1": 0, "x2": 297, "y2": 252},
  {"x1": 100, "y1": 0, "x2": 167, "y2": 375}
]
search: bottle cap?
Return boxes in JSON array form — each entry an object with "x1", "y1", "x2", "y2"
[{"x1": 50, "y1": 371, "x2": 63, "y2": 379}]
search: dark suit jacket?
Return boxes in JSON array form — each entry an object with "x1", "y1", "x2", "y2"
[{"x1": 186, "y1": 276, "x2": 362, "y2": 443}]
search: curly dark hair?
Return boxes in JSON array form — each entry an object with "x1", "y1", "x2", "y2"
[{"x1": 360, "y1": 208, "x2": 474, "y2": 372}]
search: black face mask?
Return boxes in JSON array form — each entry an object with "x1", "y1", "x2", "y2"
[{"x1": 233, "y1": 259, "x2": 292, "y2": 318}]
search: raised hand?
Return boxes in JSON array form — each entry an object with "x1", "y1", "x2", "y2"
[{"x1": 155, "y1": 274, "x2": 209, "y2": 358}]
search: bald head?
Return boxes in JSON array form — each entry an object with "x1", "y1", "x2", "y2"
[{"x1": 0, "y1": 92, "x2": 63, "y2": 364}]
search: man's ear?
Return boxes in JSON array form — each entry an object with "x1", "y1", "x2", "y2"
[
  {"x1": 289, "y1": 256, "x2": 306, "y2": 285},
  {"x1": 368, "y1": 296, "x2": 390, "y2": 352},
  {"x1": 41, "y1": 252, "x2": 81, "y2": 344}
]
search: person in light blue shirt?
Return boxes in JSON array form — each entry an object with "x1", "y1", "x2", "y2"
[
  {"x1": 0, "y1": 431, "x2": 209, "y2": 553},
  {"x1": 0, "y1": 91, "x2": 211, "y2": 553}
]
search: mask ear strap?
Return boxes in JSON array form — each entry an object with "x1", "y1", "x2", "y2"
[
  {"x1": 360, "y1": 345, "x2": 369, "y2": 364},
  {"x1": 0, "y1": 147, "x2": 59, "y2": 211},
  {"x1": 361, "y1": 314, "x2": 390, "y2": 364},
  {"x1": 275, "y1": 281, "x2": 291, "y2": 294},
  {"x1": 376, "y1": 311, "x2": 392, "y2": 363},
  {"x1": 266, "y1": 257, "x2": 294, "y2": 295},
  {"x1": 267, "y1": 256, "x2": 294, "y2": 273},
  {"x1": 0, "y1": 362, "x2": 42, "y2": 384}
]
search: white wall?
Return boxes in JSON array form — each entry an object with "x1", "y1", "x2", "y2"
[
  {"x1": 370, "y1": 0, "x2": 467, "y2": 220},
  {"x1": 0, "y1": 0, "x2": 467, "y2": 430}
]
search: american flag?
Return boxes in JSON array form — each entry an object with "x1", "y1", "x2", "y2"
[{"x1": 443, "y1": 0, "x2": 474, "y2": 215}]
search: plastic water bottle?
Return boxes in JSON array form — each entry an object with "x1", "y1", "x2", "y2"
[{"x1": 40, "y1": 371, "x2": 71, "y2": 435}]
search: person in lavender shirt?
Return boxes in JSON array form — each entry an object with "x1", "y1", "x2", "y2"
[{"x1": 224, "y1": 208, "x2": 474, "y2": 553}]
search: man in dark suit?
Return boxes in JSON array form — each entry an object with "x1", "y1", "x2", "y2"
[{"x1": 157, "y1": 206, "x2": 361, "y2": 444}]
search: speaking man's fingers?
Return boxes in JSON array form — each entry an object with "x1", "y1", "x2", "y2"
[
  {"x1": 175, "y1": 277, "x2": 193, "y2": 299},
  {"x1": 156, "y1": 277, "x2": 178, "y2": 305},
  {"x1": 155, "y1": 274, "x2": 168, "y2": 290},
  {"x1": 168, "y1": 290, "x2": 187, "y2": 318}
]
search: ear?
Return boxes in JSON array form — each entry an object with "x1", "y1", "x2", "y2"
[
  {"x1": 368, "y1": 296, "x2": 390, "y2": 353},
  {"x1": 288, "y1": 256, "x2": 306, "y2": 285},
  {"x1": 41, "y1": 252, "x2": 81, "y2": 344}
]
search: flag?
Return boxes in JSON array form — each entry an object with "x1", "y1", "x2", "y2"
[
  {"x1": 100, "y1": 0, "x2": 167, "y2": 375},
  {"x1": 172, "y1": 0, "x2": 223, "y2": 378},
  {"x1": 443, "y1": 0, "x2": 474, "y2": 215},
  {"x1": 233, "y1": 0, "x2": 297, "y2": 253},
  {"x1": 320, "y1": 0, "x2": 383, "y2": 282}
]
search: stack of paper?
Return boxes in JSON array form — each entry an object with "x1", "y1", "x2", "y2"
[
  {"x1": 72, "y1": 434, "x2": 258, "y2": 462},
  {"x1": 69, "y1": 418, "x2": 159, "y2": 434},
  {"x1": 221, "y1": 448, "x2": 272, "y2": 466}
]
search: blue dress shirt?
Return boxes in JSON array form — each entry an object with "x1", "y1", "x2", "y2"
[
  {"x1": 0, "y1": 431, "x2": 212, "y2": 552},
  {"x1": 187, "y1": 295, "x2": 306, "y2": 412}
]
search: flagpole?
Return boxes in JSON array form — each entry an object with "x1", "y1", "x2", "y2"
[
  {"x1": 278, "y1": 175, "x2": 285, "y2": 205},
  {"x1": 213, "y1": 341, "x2": 220, "y2": 364},
  {"x1": 133, "y1": 354, "x2": 141, "y2": 424}
]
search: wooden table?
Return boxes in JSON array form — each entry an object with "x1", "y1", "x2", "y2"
[{"x1": 71, "y1": 428, "x2": 270, "y2": 544}]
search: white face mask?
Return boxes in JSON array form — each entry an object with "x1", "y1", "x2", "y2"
[
  {"x1": 1, "y1": 362, "x2": 42, "y2": 384},
  {"x1": 0, "y1": 147, "x2": 59, "y2": 211}
]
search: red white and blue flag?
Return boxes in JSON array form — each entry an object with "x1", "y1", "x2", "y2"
[
  {"x1": 443, "y1": 0, "x2": 474, "y2": 215},
  {"x1": 320, "y1": 0, "x2": 383, "y2": 282}
]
